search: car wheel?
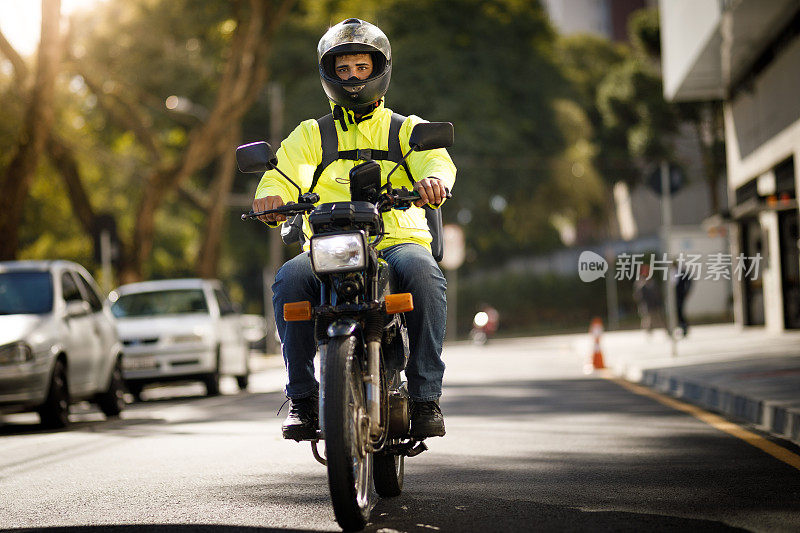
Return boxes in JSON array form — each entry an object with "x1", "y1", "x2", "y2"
[
  {"x1": 236, "y1": 353, "x2": 250, "y2": 391},
  {"x1": 127, "y1": 382, "x2": 144, "y2": 402},
  {"x1": 204, "y1": 350, "x2": 221, "y2": 396},
  {"x1": 97, "y1": 359, "x2": 126, "y2": 417},
  {"x1": 39, "y1": 359, "x2": 70, "y2": 429}
]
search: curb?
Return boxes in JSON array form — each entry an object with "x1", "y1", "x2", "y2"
[{"x1": 640, "y1": 368, "x2": 800, "y2": 446}]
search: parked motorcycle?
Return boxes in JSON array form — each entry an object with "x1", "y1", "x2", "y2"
[{"x1": 238, "y1": 121, "x2": 453, "y2": 532}]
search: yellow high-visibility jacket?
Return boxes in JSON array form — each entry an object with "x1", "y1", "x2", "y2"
[{"x1": 254, "y1": 101, "x2": 456, "y2": 253}]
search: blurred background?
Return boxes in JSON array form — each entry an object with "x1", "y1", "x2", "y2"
[{"x1": 1, "y1": 0, "x2": 796, "y2": 339}]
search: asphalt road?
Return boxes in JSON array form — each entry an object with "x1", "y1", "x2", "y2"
[{"x1": 2, "y1": 337, "x2": 799, "y2": 532}]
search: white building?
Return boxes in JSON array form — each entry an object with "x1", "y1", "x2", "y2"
[{"x1": 660, "y1": 0, "x2": 800, "y2": 332}]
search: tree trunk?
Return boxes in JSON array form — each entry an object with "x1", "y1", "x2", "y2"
[
  {"x1": 197, "y1": 126, "x2": 241, "y2": 278},
  {"x1": 0, "y1": 0, "x2": 61, "y2": 260},
  {"x1": 125, "y1": 169, "x2": 168, "y2": 283},
  {"x1": 123, "y1": 0, "x2": 294, "y2": 281}
]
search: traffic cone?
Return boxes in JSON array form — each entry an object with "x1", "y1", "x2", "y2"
[{"x1": 588, "y1": 317, "x2": 606, "y2": 371}]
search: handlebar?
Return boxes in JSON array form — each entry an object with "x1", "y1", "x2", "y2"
[
  {"x1": 241, "y1": 202, "x2": 316, "y2": 221},
  {"x1": 241, "y1": 188, "x2": 452, "y2": 221}
]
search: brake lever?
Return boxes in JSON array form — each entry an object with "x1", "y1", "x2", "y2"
[{"x1": 241, "y1": 202, "x2": 315, "y2": 220}]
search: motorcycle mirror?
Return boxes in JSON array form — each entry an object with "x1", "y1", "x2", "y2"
[
  {"x1": 349, "y1": 161, "x2": 382, "y2": 203},
  {"x1": 236, "y1": 141, "x2": 278, "y2": 173},
  {"x1": 236, "y1": 141, "x2": 304, "y2": 199},
  {"x1": 409, "y1": 122, "x2": 454, "y2": 151}
]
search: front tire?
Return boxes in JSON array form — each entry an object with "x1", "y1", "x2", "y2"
[
  {"x1": 97, "y1": 359, "x2": 126, "y2": 417},
  {"x1": 323, "y1": 336, "x2": 373, "y2": 532},
  {"x1": 236, "y1": 354, "x2": 250, "y2": 390},
  {"x1": 373, "y1": 450, "x2": 404, "y2": 497},
  {"x1": 39, "y1": 359, "x2": 70, "y2": 429}
]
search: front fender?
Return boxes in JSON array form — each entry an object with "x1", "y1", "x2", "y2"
[{"x1": 326, "y1": 318, "x2": 359, "y2": 339}]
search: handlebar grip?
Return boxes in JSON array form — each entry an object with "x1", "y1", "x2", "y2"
[{"x1": 409, "y1": 188, "x2": 452, "y2": 199}]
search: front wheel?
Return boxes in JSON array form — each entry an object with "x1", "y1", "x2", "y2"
[
  {"x1": 39, "y1": 359, "x2": 70, "y2": 429},
  {"x1": 323, "y1": 336, "x2": 373, "y2": 532},
  {"x1": 373, "y1": 450, "x2": 404, "y2": 497}
]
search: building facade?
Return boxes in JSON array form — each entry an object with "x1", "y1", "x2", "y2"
[{"x1": 660, "y1": 0, "x2": 800, "y2": 332}]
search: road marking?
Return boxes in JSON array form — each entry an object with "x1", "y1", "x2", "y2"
[{"x1": 608, "y1": 376, "x2": 800, "y2": 471}]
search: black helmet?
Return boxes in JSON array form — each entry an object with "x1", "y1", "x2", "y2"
[{"x1": 318, "y1": 18, "x2": 391, "y2": 112}]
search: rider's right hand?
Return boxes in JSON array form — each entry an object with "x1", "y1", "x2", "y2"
[{"x1": 253, "y1": 195, "x2": 286, "y2": 224}]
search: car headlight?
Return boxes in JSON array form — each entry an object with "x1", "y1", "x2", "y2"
[
  {"x1": 0, "y1": 342, "x2": 34, "y2": 365},
  {"x1": 310, "y1": 232, "x2": 367, "y2": 274}
]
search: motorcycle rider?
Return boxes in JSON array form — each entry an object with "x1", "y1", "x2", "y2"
[{"x1": 252, "y1": 18, "x2": 456, "y2": 441}]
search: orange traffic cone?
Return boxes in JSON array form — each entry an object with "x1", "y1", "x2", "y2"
[{"x1": 589, "y1": 317, "x2": 605, "y2": 371}]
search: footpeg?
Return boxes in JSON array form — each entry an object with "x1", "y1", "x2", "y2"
[
  {"x1": 406, "y1": 441, "x2": 428, "y2": 457},
  {"x1": 384, "y1": 439, "x2": 428, "y2": 457}
]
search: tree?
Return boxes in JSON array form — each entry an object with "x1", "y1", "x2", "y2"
[
  {"x1": 628, "y1": 8, "x2": 726, "y2": 213},
  {"x1": 58, "y1": 0, "x2": 296, "y2": 282},
  {"x1": 3, "y1": 0, "x2": 297, "y2": 281},
  {"x1": 0, "y1": 0, "x2": 62, "y2": 260},
  {"x1": 597, "y1": 8, "x2": 725, "y2": 213}
]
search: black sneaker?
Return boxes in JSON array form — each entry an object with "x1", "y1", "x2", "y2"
[
  {"x1": 410, "y1": 400, "x2": 446, "y2": 438},
  {"x1": 282, "y1": 394, "x2": 319, "y2": 441}
]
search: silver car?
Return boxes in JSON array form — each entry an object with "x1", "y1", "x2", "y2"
[
  {"x1": 0, "y1": 261, "x2": 125, "y2": 428},
  {"x1": 110, "y1": 279, "x2": 250, "y2": 399}
]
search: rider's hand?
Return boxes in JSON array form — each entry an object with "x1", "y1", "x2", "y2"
[
  {"x1": 413, "y1": 177, "x2": 448, "y2": 208},
  {"x1": 253, "y1": 195, "x2": 286, "y2": 224}
]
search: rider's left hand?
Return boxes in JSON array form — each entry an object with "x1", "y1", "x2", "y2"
[{"x1": 413, "y1": 177, "x2": 447, "y2": 207}]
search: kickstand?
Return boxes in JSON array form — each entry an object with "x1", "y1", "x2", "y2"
[{"x1": 311, "y1": 440, "x2": 326, "y2": 466}]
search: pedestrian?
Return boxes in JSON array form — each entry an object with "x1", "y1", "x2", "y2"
[
  {"x1": 633, "y1": 264, "x2": 663, "y2": 333},
  {"x1": 673, "y1": 263, "x2": 693, "y2": 336},
  {"x1": 252, "y1": 18, "x2": 456, "y2": 441}
]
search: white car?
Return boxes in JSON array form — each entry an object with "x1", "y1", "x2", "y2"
[
  {"x1": 109, "y1": 279, "x2": 250, "y2": 399},
  {"x1": 0, "y1": 260, "x2": 125, "y2": 428}
]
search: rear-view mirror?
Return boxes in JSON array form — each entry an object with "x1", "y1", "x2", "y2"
[
  {"x1": 409, "y1": 122, "x2": 454, "y2": 151},
  {"x1": 236, "y1": 141, "x2": 278, "y2": 173},
  {"x1": 65, "y1": 300, "x2": 91, "y2": 318}
]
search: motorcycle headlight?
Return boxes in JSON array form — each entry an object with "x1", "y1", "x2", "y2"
[
  {"x1": 311, "y1": 232, "x2": 367, "y2": 274},
  {"x1": 0, "y1": 342, "x2": 34, "y2": 365}
]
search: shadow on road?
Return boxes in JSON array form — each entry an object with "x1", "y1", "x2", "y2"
[
  {"x1": 0, "y1": 390, "x2": 286, "y2": 437},
  {"x1": 4, "y1": 376, "x2": 798, "y2": 532},
  {"x1": 0, "y1": 527, "x2": 316, "y2": 533},
  {"x1": 368, "y1": 494, "x2": 749, "y2": 532}
]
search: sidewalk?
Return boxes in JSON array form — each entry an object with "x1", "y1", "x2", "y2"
[{"x1": 592, "y1": 323, "x2": 800, "y2": 446}]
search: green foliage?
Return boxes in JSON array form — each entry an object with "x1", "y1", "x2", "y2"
[
  {"x1": 629, "y1": 7, "x2": 661, "y2": 59},
  {"x1": 597, "y1": 58, "x2": 679, "y2": 164}
]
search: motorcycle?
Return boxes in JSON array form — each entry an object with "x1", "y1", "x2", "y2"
[{"x1": 237, "y1": 121, "x2": 453, "y2": 532}]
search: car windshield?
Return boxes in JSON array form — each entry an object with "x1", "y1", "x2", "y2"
[
  {"x1": 0, "y1": 271, "x2": 54, "y2": 315},
  {"x1": 111, "y1": 289, "x2": 208, "y2": 318}
]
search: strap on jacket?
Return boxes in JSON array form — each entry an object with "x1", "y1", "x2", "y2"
[
  {"x1": 311, "y1": 112, "x2": 414, "y2": 193},
  {"x1": 309, "y1": 112, "x2": 443, "y2": 261}
]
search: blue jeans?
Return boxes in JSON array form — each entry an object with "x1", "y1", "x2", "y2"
[{"x1": 272, "y1": 243, "x2": 447, "y2": 402}]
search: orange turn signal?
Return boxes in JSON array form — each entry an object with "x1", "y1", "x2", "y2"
[
  {"x1": 385, "y1": 293, "x2": 414, "y2": 314},
  {"x1": 284, "y1": 301, "x2": 312, "y2": 321}
]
